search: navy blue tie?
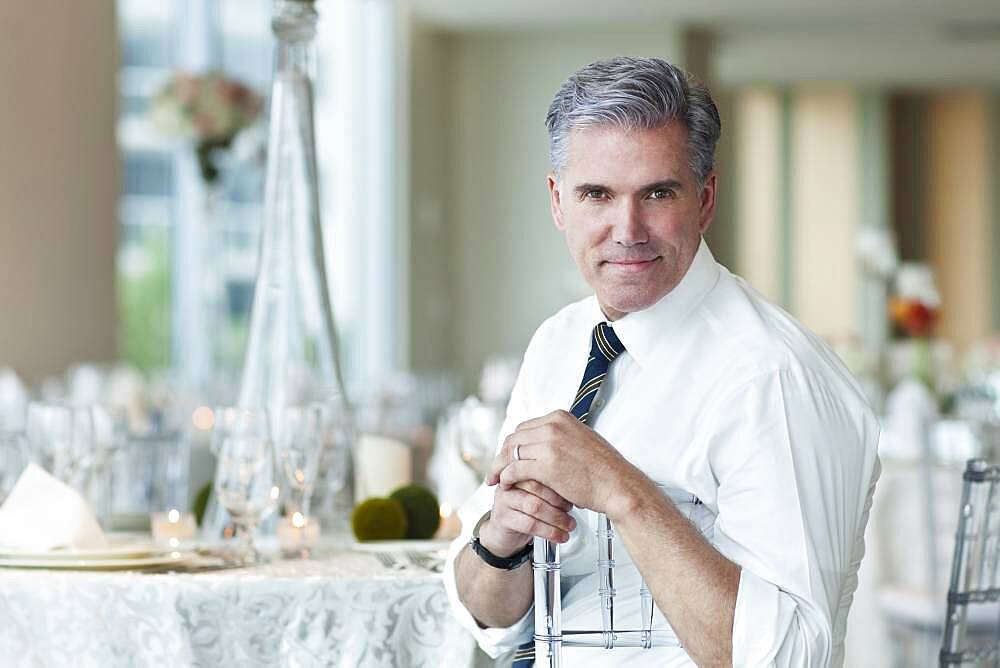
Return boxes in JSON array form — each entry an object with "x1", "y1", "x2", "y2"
[
  {"x1": 512, "y1": 321, "x2": 626, "y2": 668},
  {"x1": 569, "y1": 322, "x2": 626, "y2": 424}
]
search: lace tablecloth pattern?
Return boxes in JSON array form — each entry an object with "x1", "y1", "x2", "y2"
[{"x1": 0, "y1": 549, "x2": 474, "y2": 667}]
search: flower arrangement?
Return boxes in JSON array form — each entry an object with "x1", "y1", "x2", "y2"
[
  {"x1": 887, "y1": 263, "x2": 942, "y2": 387},
  {"x1": 888, "y1": 263, "x2": 940, "y2": 339},
  {"x1": 149, "y1": 71, "x2": 263, "y2": 183}
]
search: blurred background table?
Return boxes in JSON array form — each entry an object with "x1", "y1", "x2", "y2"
[{"x1": 0, "y1": 548, "x2": 474, "y2": 667}]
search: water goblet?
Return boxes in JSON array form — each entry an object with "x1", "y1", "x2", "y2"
[{"x1": 213, "y1": 408, "x2": 278, "y2": 565}]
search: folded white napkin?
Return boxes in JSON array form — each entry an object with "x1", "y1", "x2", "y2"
[{"x1": 0, "y1": 463, "x2": 108, "y2": 551}]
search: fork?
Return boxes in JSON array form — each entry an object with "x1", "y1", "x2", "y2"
[
  {"x1": 375, "y1": 552, "x2": 407, "y2": 571},
  {"x1": 405, "y1": 550, "x2": 444, "y2": 573}
]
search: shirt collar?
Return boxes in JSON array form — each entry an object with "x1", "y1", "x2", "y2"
[{"x1": 596, "y1": 238, "x2": 720, "y2": 368}]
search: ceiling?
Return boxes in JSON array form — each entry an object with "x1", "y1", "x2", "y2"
[
  {"x1": 407, "y1": 0, "x2": 1000, "y2": 85},
  {"x1": 408, "y1": 0, "x2": 1000, "y2": 32}
]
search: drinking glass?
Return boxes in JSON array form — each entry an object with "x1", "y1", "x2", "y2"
[
  {"x1": 24, "y1": 402, "x2": 96, "y2": 487},
  {"x1": 213, "y1": 408, "x2": 277, "y2": 565},
  {"x1": 24, "y1": 401, "x2": 111, "y2": 526},
  {"x1": 306, "y1": 401, "x2": 353, "y2": 536},
  {"x1": 277, "y1": 404, "x2": 324, "y2": 517},
  {"x1": 454, "y1": 397, "x2": 504, "y2": 478},
  {"x1": 0, "y1": 431, "x2": 28, "y2": 505}
]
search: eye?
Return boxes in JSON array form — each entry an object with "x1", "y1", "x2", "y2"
[
  {"x1": 584, "y1": 189, "x2": 606, "y2": 200},
  {"x1": 647, "y1": 188, "x2": 675, "y2": 200}
]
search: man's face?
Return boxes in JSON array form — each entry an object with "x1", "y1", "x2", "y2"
[{"x1": 548, "y1": 122, "x2": 716, "y2": 321}]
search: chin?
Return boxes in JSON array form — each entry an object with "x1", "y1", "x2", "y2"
[{"x1": 598, "y1": 291, "x2": 661, "y2": 317}]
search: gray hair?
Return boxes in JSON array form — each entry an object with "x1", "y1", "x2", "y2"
[{"x1": 545, "y1": 56, "x2": 721, "y2": 185}]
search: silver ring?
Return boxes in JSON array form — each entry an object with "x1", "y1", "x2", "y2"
[{"x1": 513, "y1": 443, "x2": 521, "y2": 461}]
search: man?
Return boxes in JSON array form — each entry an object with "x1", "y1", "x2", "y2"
[{"x1": 443, "y1": 56, "x2": 880, "y2": 667}]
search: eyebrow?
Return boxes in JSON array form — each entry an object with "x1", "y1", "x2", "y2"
[{"x1": 572, "y1": 179, "x2": 685, "y2": 196}]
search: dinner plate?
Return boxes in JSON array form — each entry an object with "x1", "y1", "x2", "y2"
[
  {"x1": 0, "y1": 541, "x2": 162, "y2": 561},
  {"x1": 0, "y1": 551, "x2": 198, "y2": 571},
  {"x1": 351, "y1": 539, "x2": 451, "y2": 554}
]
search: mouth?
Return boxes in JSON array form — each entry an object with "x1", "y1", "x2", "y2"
[{"x1": 602, "y1": 257, "x2": 661, "y2": 273}]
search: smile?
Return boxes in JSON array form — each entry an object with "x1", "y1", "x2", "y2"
[{"x1": 604, "y1": 257, "x2": 660, "y2": 273}]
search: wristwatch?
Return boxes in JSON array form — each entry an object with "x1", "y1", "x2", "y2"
[{"x1": 469, "y1": 511, "x2": 533, "y2": 570}]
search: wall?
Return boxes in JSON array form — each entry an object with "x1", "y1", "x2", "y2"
[
  {"x1": 733, "y1": 88, "x2": 782, "y2": 302},
  {"x1": 433, "y1": 28, "x2": 682, "y2": 386},
  {"x1": 789, "y1": 87, "x2": 860, "y2": 340},
  {"x1": 0, "y1": 1, "x2": 119, "y2": 384},
  {"x1": 926, "y1": 92, "x2": 992, "y2": 349},
  {"x1": 407, "y1": 19, "x2": 456, "y2": 372}
]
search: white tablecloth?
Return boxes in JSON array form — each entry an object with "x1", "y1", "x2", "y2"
[{"x1": 0, "y1": 549, "x2": 475, "y2": 667}]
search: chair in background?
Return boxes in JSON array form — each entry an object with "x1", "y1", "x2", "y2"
[
  {"x1": 939, "y1": 459, "x2": 1000, "y2": 666},
  {"x1": 876, "y1": 418, "x2": 997, "y2": 667}
]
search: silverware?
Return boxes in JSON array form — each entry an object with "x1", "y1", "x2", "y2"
[
  {"x1": 375, "y1": 552, "x2": 407, "y2": 571},
  {"x1": 404, "y1": 550, "x2": 444, "y2": 573}
]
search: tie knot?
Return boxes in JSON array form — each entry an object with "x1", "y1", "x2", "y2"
[{"x1": 590, "y1": 322, "x2": 625, "y2": 362}]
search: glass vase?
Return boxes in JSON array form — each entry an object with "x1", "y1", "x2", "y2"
[{"x1": 208, "y1": 0, "x2": 354, "y2": 541}]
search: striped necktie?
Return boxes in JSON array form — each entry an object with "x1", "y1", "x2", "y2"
[
  {"x1": 570, "y1": 322, "x2": 626, "y2": 424},
  {"x1": 512, "y1": 321, "x2": 626, "y2": 668}
]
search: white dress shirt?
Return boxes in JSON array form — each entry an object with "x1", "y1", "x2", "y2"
[{"x1": 443, "y1": 239, "x2": 881, "y2": 667}]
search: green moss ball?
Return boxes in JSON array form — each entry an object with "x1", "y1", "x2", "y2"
[
  {"x1": 389, "y1": 484, "x2": 441, "y2": 540},
  {"x1": 351, "y1": 497, "x2": 408, "y2": 541}
]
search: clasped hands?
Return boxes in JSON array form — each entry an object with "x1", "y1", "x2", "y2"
[{"x1": 477, "y1": 409, "x2": 639, "y2": 557}]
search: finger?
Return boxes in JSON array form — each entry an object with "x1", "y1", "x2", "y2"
[
  {"x1": 485, "y1": 432, "x2": 517, "y2": 485},
  {"x1": 515, "y1": 480, "x2": 572, "y2": 511},
  {"x1": 498, "y1": 460, "x2": 544, "y2": 491},
  {"x1": 514, "y1": 409, "x2": 570, "y2": 433},
  {"x1": 494, "y1": 506, "x2": 572, "y2": 543},
  {"x1": 486, "y1": 429, "x2": 551, "y2": 485},
  {"x1": 504, "y1": 488, "x2": 577, "y2": 532}
]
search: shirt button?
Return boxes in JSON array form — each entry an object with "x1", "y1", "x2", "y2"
[{"x1": 592, "y1": 397, "x2": 604, "y2": 410}]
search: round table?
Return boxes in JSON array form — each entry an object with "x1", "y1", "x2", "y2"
[{"x1": 0, "y1": 548, "x2": 475, "y2": 667}]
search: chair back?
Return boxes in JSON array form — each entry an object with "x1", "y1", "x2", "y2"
[
  {"x1": 532, "y1": 511, "x2": 678, "y2": 667},
  {"x1": 940, "y1": 459, "x2": 1000, "y2": 666}
]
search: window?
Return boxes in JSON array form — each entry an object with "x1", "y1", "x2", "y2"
[{"x1": 116, "y1": 0, "x2": 404, "y2": 397}]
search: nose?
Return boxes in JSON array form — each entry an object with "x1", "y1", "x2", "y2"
[{"x1": 610, "y1": 198, "x2": 648, "y2": 247}]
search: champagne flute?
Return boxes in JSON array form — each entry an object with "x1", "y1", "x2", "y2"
[{"x1": 213, "y1": 408, "x2": 277, "y2": 565}]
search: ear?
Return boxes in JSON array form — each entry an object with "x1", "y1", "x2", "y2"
[
  {"x1": 548, "y1": 173, "x2": 566, "y2": 231},
  {"x1": 697, "y1": 172, "x2": 717, "y2": 234}
]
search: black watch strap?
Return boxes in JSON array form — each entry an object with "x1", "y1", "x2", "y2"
[{"x1": 469, "y1": 512, "x2": 533, "y2": 570}]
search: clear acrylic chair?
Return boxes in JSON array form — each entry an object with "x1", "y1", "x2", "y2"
[
  {"x1": 939, "y1": 459, "x2": 1000, "y2": 666},
  {"x1": 532, "y1": 511, "x2": 677, "y2": 667}
]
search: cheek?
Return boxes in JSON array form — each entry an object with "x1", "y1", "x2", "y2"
[{"x1": 562, "y1": 219, "x2": 600, "y2": 258}]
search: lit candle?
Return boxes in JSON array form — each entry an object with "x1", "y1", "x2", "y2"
[
  {"x1": 434, "y1": 503, "x2": 461, "y2": 539},
  {"x1": 353, "y1": 433, "x2": 412, "y2": 502},
  {"x1": 150, "y1": 508, "x2": 197, "y2": 544},
  {"x1": 277, "y1": 512, "x2": 320, "y2": 557}
]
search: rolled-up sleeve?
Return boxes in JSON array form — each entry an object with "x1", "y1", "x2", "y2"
[
  {"x1": 442, "y1": 483, "x2": 534, "y2": 657},
  {"x1": 442, "y1": 328, "x2": 543, "y2": 657},
  {"x1": 707, "y1": 365, "x2": 880, "y2": 667}
]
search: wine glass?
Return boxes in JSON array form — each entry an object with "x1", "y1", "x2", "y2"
[
  {"x1": 0, "y1": 430, "x2": 28, "y2": 505},
  {"x1": 454, "y1": 397, "x2": 504, "y2": 478},
  {"x1": 25, "y1": 401, "x2": 96, "y2": 487},
  {"x1": 213, "y1": 408, "x2": 277, "y2": 565},
  {"x1": 299, "y1": 401, "x2": 354, "y2": 538},
  {"x1": 277, "y1": 404, "x2": 324, "y2": 518}
]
